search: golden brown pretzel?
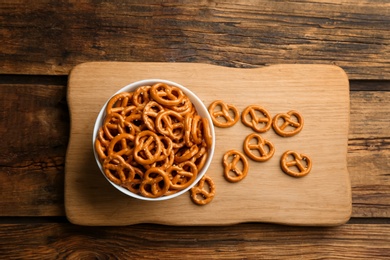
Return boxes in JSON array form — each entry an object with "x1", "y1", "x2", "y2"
[
  {"x1": 167, "y1": 161, "x2": 198, "y2": 190},
  {"x1": 272, "y1": 110, "x2": 304, "y2": 137},
  {"x1": 133, "y1": 130, "x2": 162, "y2": 165},
  {"x1": 191, "y1": 115, "x2": 203, "y2": 145},
  {"x1": 121, "y1": 166, "x2": 144, "y2": 194},
  {"x1": 170, "y1": 135, "x2": 186, "y2": 149},
  {"x1": 149, "y1": 150, "x2": 175, "y2": 170},
  {"x1": 208, "y1": 100, "x2": 239, "y2": 128},
  {"x1": 280, "y1": 150, "x2": 312, "y2": 177},
  {"x1": 142, "y1": 101, "x2": 165, "y2": 131},
  {"x1": 184, "y1": 113, "x2": 194, "y2": 147},
  {"x1": 97, "y1": 128, "x2": 111, "y2": 148},
  {"x1": 243, "y1": 133, "x2": 275, "y2": 162},
  {"x1": 132, "y1": 85, "x2": 151, "y2": 108},
  {"x1": 157, "y1": 135, "x2": 173, "y2": 161},
  {"x1": 190, "y1": 175, "x2": 216, "y2": 205},
  {"x1": 102, "y1": 112, "x2": 126, "y2": 139},
  {"x1": 150, "y1": 83, "x2": 185, "y2": 106},
  {"x1": 169, "y1": 95, "x2": 193, "y2": 115},
  {"x1": 202, "y1": 118, "x2": 213, "y2": 149},
  {"x1": 117, "y1": 105, "x2": 139, "y2": 135},
  {"x1": 155, "y1": 110, "x2": 185, "y2": 140},
  {"x1": 241, "y1": 105, "x2": 272, "y2": 133},
  {"x1": 103, "y1": 154, "x2": 136, "y2": 185},
  {"x1": 95, "y1": 139, "x2": 108, "y2": 161},
  {"x1": 105, "y1": 92, "x2": 133, "y2": 114},
  {"x1": 107, "y1": 133, "x2": 135, "y2": 158},
  {"x1": 139, "y1": 167, "x2": 170, "y2": 198},
  {"x1": 123, "y1": 108, "x2": 144, "y2": 134},
  {"x1": 222, "y1": 150, "x2": 249, "y2": 182},
  {"x1": 190, "y1": 145, "x2": 208, "y2": 171},
  {"x1": 174, "y1": 144, "x2": 199, "y2": 163}
]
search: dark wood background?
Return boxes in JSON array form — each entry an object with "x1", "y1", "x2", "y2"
[{"x1": 0, "y1": 1, "x2": 389, "y2": 259}]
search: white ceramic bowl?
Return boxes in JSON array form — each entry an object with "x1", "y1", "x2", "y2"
[{"x1": 92, "y1": 79, "x2": 215, "y2": 201}]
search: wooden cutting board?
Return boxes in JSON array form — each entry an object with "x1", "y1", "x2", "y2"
[{"x1": 65, "y1": 62, "x2": 351, "y2": 226}]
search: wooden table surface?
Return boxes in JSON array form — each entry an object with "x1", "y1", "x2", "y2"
[{"x1": 0, "y1": 1, "x2": 389, "y2": 259}]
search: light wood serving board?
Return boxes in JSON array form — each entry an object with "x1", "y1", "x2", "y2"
[{"x1": 65, "y1": 62, "x2": 351, "y2": 226}]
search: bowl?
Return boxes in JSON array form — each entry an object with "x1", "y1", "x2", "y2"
[{"x1": 92, "y1": 79, "x2": 215, "y2": 201}]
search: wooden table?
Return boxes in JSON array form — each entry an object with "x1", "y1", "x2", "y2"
[{"x1": 1, "y1": 1, "x2": 389, "y2": 258}]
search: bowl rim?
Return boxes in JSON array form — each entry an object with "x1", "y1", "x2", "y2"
[{"x1": 92, "y1": 79, "x2": 215, "y2": 201}]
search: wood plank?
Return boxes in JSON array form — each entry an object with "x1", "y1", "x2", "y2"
[
  {"x1": 65, "y1": 63, "x2": 351, "y2": 226},
  {"x1": 348, "y1": 91, "x2": 390, "y2": 218},
  {"x1": 0, "y1": 1, "x2": 389, "y2": 79},
  {"x1": 0, "y1": 84, "x2": 68, "y2": 216},
  {"x1": 0, "y1": 223, "x2": 389, "y2": 259},
  {"x1": 350, "y1": 81, "x2": 390, "y2": 92},
  {"x1": 0, "y1": 81, "x2": 388, "y2": 218}
]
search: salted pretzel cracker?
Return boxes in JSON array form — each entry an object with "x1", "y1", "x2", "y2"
[
  {"x1": 155, "y1": 110, "x2": 184, "y2": 141},
  {"x1": 144, "y1": 150, "x2": 175, "y2": 171},
  {"x1": 102, "y1": 112, "x2": 126, "y2": 139},
  {"x1": 241, "y1": 105, "x2": 272, "y2": 133},
  {"x1": 142, "y1": 101, "x2": 165, "y2": 131},
  {"x1": 95, "y1": 138, "x2": 108, "y2": 160},
  {"x1": 169, "y1": 95, "x2": 193, "y2": 115},
  {"x1": 280, "y1": 150, "x2": 312, "y2": 178},
  {"x1": 132, "y1": 85, "x2": 151, "y2": 108},
  {"x1": 243, "y1": 133, "x2": 275, "y2": 162},
  {"x1": 106, "y1": 92, "x2": 133, "y2": 114},
  {"x1": 191, "y1": 115, "x2": 203, "y2": 144},
  {"x1": 190, "y1": 175, "x2": 216, "y2": 205},
  {"x1": 223, "y1": 150, "x2": 249, "y2": 183},
  {"x1": 107, "y1": 133, "x2": 135, "y2": 157},
  {"x1": 150, "y1": 83, "x2": 185, "y2": 106},
  {"x1": 167, "y1": 161, "x2": 198, "y2": 190},
  {"x1": 103, "y1": 154, "x2": 136, "y2": 185},
  {"x1": 121, "y1": 166, "x2": 144, "y2": 194},
  {"x1": 208, "y1": 100, "x2": 239, "y2": 128},
  {"x1": 139, "y1": 167, "x2": 170, "y2": 198},
  {"x1": 184, "y1": 113, "x2": 194, "y2": 147},
  {"x1": 273, "y1": 110, "x2": 304, "y2": 137},
  {"x1": 190, "y1": 145, "x2": 208, "y2": 171},
  {"x1": 157, "y1": 135, "x2": 173, "y2": 161},
  {"x1": 202, "y1": 118, "x2": 213, "y2": 149},
  {"x1": 133, "y1": 130, "x2": 162, "y2": 165},
  {"x1": 174, "y1": 144, "x2": 199, "y2": 163}
]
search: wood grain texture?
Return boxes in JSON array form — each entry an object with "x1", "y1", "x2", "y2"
[
  {"x1": 0, "y1": 80, "x2": 388, "y2": 218},
  {"x1": 0, "y1": 1, "x2": 389, "y2": 79},
  {"x1": 0, "y1": 1, "x2": 388, "y2": 257},
  {"x1": 0, "y1": 223, "x2": 389, "y2": 259},
  {"x1": 65, "y1": 62, "x2": 351, "y2": 226},
  {"x1": 348, "y1": 91, "x2": 390, "y2": 218},
  {"x1": 0, "y1": 84, "x2": 68, "y2": 216}
]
